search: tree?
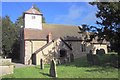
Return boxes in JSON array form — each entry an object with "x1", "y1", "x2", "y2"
[
  {"x1": 2, "y1": 16, "x2": 18, "y2": 58},
  {"x1": 89, "y1": 2, "x2": 120, "y2": 53},
  {"x1": 0, "y1": 16, "x2": 2, "y2": 56}
]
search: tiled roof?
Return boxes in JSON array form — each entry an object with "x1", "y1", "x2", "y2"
[
  {"x1": 24, "y1": 7, "x2": 42, "y2": 15},
  {"x1": 24, "y1": 23, "x2": 83, "y2": 40}
]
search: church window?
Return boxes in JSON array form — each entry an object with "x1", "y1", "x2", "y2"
[{"x1": 32, "y1": 16, "x2": 35, "y2": 19}]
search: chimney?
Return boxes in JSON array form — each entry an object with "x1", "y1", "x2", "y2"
[{"x1": 47, "y1": 32, "x2": 52, "y2": 43}]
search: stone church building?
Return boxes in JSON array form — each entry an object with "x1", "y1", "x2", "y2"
[{"x1": 20, "y1": 6, "x2": 108, "y2": 65}]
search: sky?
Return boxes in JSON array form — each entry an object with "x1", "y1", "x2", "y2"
[{"x1": 2, "y1": 2, "x2": 98, "y2": 26}]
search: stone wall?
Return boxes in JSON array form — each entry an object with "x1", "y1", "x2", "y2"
[
  {"x1": 36, "y1": 39, "x2": 71, "y2": 65},
  {"x1": 23, "y1": 39, "x2": 108, "y2": 65},
  {"x1": 66, "y1": 41, "x2": 92, "y2": 59},
  {"x1": 67, "y1": 41, "x2": 108, "y2": 58},
  {"x1": 0, "y1": 59, "x2": 14, "y2": 77},
  {"x1": 0, "y1": 59, "x2": 11, "y2": 65},
  {"x1": 0, "y1": 65, "x2": 14, "y2": 77},
  {"x1": 23, "y1": 41, "x2": 46, "y2": 64}
]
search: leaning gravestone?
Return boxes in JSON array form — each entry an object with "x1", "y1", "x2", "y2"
[
  {"x1": 40, "y1": 59, "x2": 44, "y2": 70},
  {"x1": 49, "y1": 59, "x2": 57, "y2": 77}
]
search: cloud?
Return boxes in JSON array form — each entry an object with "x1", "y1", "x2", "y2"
[
  {"x1": 80, "y1": 10, "x2": 97, "y2": 25},
  {"x1": 53, "y1": 3, "x2": 98, "y2": 25},
  {"x1": 53, "y1": 5, "x2": 83, "y2": 25},
  {"x1": 79, "y1": 4, "x2": 98, "y2": 25}
]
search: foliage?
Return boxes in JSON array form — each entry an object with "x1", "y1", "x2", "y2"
[
  {"x1": 1, "y1": 58, "x2": 118, "y2": 78},
  {"x1": 89, "y1": 2, "x2": 120, "y2": 53},
  {"x1": 15, "y1": 16, "x2": 23, "y2": 28},
  {"x1": 2, "y1": 16, "x2": 19, "y2": 58},
  {"x1": 87, "y1": 53, "x2": 118, "y2": 68},
  {"x1": 0, "y1": 16, "x2": 2, "y2": 55}
]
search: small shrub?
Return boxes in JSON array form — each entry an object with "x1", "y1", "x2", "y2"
[
  {"x1": 109, "y1": 54, "x2": 118, "y2": 68},
  {"x1": 87, "y1": 52, "x2": 118, "y2": 68},
  {"x1": 98, "y1": 54, "x2": 110, "y2": 65}
]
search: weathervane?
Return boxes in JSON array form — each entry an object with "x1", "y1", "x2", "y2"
[{"x1": 32, "y1": 4, "x2": 35, "y2": 9}]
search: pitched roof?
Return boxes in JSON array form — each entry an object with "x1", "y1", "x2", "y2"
[
  {"x1": 24, "y1": 23, "x2": 83, "y2": 40},
  {"x1": 24, "y1": 7, "x2": 42, "y2": 15}
]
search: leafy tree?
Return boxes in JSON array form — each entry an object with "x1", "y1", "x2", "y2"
[
  {"x1": 89, "y1": 2, "x2": 120, "y2": 53},
  {"x1": 2, "y1": 16, "x2": 18, "y2": 58},
  {"x1": 0, "y1": 16, "x2": 2, "y2": 56},
  {"x1": 15, "y1": 16, "x2": 23, "y2": 28}
]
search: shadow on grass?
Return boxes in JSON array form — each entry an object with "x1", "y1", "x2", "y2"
[
  {"x1": 60, "y1": 56, "x2": 91, "y2": 67},
  {"x1": 35, "y1": 66, "x2": 40, "y2": 70},
  {"x1": 39, "y1": 72, "x2": 51, "y2": 77},
  {"x1": 60, "y1": 55, "x2": 118, "y2": 68},
  {"x1": 85, "y1": 66, "x2": 114, "y2": 73}
]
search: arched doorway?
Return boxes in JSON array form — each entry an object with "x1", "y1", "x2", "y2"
[
  {"x1": 31, "y1": 54, "x2": 36, "y2": 65},
  {"x1": 59, "y1": 49, "x2": 67, "y2": 64},
  {"x1": 96, "y1": 48, "x2": 105, "y2": 55},
  {"x1": 60, "y1": 49, "x2": 67, "y2": 57}
]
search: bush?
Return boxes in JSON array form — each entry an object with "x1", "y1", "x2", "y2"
[
  {"x1": 109, "y1": 54, "x2": 118, "y2": 68},
  {"x1": 87, "y1": 53, "x2": 118, "y2": 68},
  {"x1": 87, "y1": 54, "x2": 94, "y2": 65}
]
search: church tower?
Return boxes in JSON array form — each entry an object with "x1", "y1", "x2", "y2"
[{"x1": 23, "y1": 5, "x2": 43, "y2": 29}]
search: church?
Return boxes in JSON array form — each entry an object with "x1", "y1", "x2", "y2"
[{"x1": 20, "y1": 6, "x2": 108, "y2": 65}]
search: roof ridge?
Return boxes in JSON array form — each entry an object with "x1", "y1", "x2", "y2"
[
  {"x1": 24, "y1": 7, "x2": 42, "y2": 15},
  {"x1": 43, "y1": 23, "x2": 79, "y2": 27}
]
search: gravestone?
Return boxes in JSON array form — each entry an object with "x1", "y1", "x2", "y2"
[
  {"x1": 87, "y1": 54, "x2": 94, "y2": 65},
  {"x1": 70, "y1": 53, "x2": 74, "y2": 62},
  {"x1": 49, "y1": 59, "x2": 57, "y2": 77},
  {"x1": 89, "y1": 50, "x2": 92, "y2": 54},
  {"x1": 93, "y1": 55, "x2": 100, "y2": 65},
  {"x1": 96, "y1": 49, "x2": 99, "y2": 54},
  {"x1": 40, "y1": 59, "x2": 44, "y2": 70}
]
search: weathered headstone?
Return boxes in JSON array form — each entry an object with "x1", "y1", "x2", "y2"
[
  {"x1": 93, "y1": 55, "x2": 100, "y2": 65},
  {"x1": 40, "y1": 59, "x2": 44, "y2": 70},
  {"x1": 70, "y1": 53, "x2": 74, "y2": 62},
  {"x1": 87, "y1": 53, "x2": 94, "y2": 65},
  {"x1": 96, "y1": 49, "x2": 99, "y2": 54},
  {"x1": 49, "y1": 59, "x2": 57, "y2": 77},
  {"x1": 89, "y1": 50, "x2": 92, "y2": 54}
]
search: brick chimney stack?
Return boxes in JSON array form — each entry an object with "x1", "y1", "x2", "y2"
[{"x1": 47, "y1": 32, "x2": 52, "y2": 43}]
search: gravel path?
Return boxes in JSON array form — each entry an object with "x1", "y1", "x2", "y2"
[{"x1": 12, "y1": 62, "x2": 35, "y2": 68}]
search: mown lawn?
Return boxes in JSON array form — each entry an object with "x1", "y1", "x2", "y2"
[{"x1": 1, "y1": 57, "x2": 119, "y2": 78}]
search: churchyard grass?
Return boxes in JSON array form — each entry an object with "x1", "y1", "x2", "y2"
[{"x1": 1, "y1": 56, "x2": 118, "y2": 78}]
